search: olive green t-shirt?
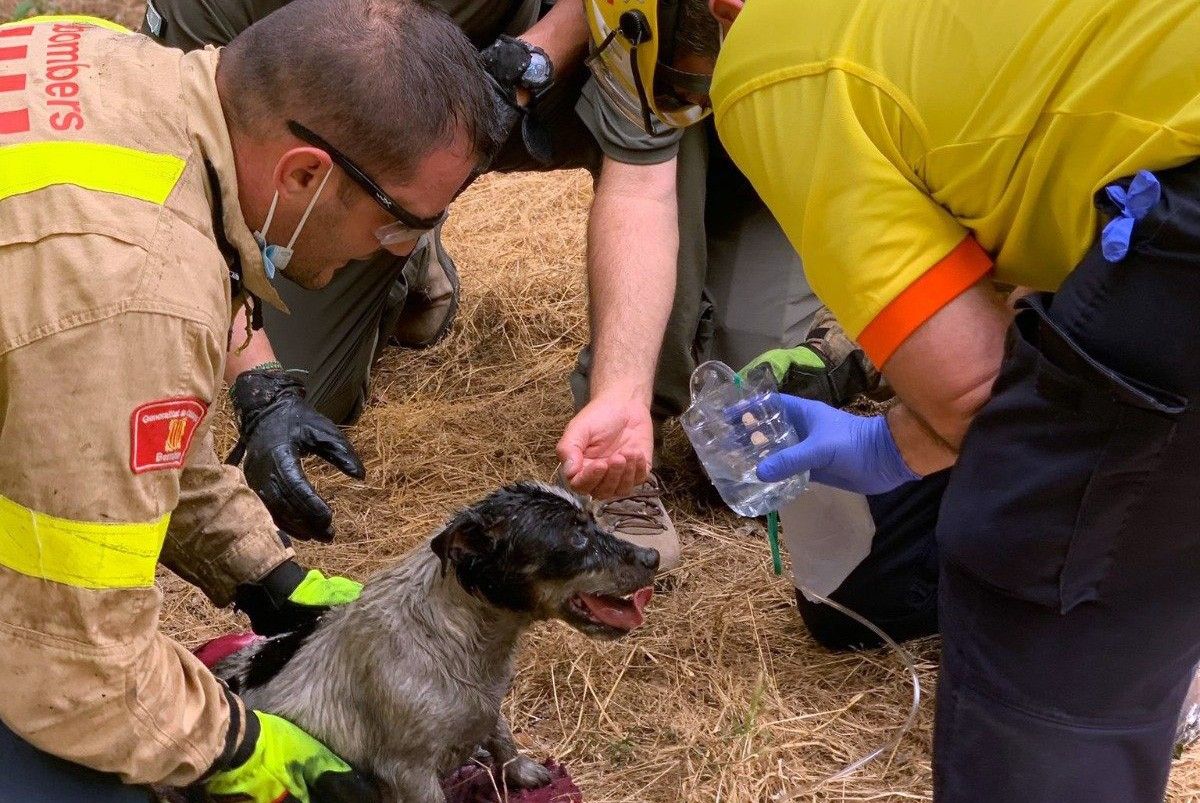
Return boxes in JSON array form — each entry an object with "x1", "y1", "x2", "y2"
[
  {"x1": 143, "y1": 0, "x2": 538, "y2": 51},
  {"x1": 573, "y1": 78, "x2": 682, "y2": 166},
  {"x1": 143, "y1": 0, "x2": 677, "y2": 167}
]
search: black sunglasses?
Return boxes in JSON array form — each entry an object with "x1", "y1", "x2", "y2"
[{"x1": 286, "y1": 120, "x2": 447, "y2": 232}]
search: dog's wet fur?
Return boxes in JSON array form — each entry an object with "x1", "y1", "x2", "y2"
[{"x1": 214, "y1": 481, "x2": 659, "y2": 802}]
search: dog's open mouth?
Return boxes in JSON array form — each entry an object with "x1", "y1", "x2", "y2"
[{"x1": 568, "y1": 587, "x2": 653, "y2": 632}]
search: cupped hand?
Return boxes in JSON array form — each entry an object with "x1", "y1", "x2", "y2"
[{"x1": 556, "y1": 395, "x2": 654, "y2": 499}]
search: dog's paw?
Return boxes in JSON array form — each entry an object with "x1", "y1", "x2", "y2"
[{"x1": 502, "y1": 755, "x2": 553, "y2": 789}]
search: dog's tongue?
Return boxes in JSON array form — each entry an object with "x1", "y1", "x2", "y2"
[{"x1": 579, "y1": 586, "x2": 653, "y2": 631}]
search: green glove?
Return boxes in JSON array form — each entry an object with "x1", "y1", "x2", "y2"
[
  {"x1": 205, "y1": 711, "x2": 379, "y2": 803},
  {"x1": 740, "y1": 343, "x2": 876, "y2": 409},
  {"x1": 235, "y1": 560, "x2": 363, "y2": 636},
  {"x1": 739, "y1": 345, "x2": 826, "y2": 386},
  {"x1": 288, "y1": 569, "x2": 362, "y2": 607}
]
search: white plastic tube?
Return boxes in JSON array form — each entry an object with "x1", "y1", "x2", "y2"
[
  {"x1": 796, "y1": 584, "x2": 922, "y2": 787},
  {"x1": 762, "y1": 506, "x2": 921, "y2": 791}
]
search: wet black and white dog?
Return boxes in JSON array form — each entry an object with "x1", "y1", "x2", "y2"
[{"x1": 214, "y1": 482, "x2": 659, "y2": 802}]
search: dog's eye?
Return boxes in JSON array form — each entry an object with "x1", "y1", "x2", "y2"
[{"x1": 571, "y1": 532, "x2": 589, "y2": 550}]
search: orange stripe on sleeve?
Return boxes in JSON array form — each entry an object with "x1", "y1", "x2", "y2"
[{"x1": 857, "y1": 236, "x2": 993, "y2": 366}]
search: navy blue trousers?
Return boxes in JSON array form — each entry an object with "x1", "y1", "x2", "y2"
[
  {"x1": 935, "y1": 159, "x2": 1200, "y2": 802},
  {"x1": 0, "y1": 719, "x2": 154, "y2": 801}
]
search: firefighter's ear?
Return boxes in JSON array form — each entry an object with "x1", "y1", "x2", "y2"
[{"x1": 272, "y1": 146, "x2": 333, "y2": 200}]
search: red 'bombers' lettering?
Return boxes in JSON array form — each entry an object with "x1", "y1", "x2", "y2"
[
  {"x1": 0, "y1": 26, "x2": 31, "y2": 135},
  {"x1": 44, "y1": 23, "x2": 89, "y2": 130},
  {"x1": 50, "y1": 111, "x2": 83, "y2": 131}
]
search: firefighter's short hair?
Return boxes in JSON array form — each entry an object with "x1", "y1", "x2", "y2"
[{"x1": 219, "y1": 0, "x2": 502, "y2": 181}]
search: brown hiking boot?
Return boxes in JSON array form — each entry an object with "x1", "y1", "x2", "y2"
[
  {"x1": 742, "y1": 304, "x2": 884, "y2": 411},
  {"x1": 391, "y1": 227, "x2": 460, "y2": 349},
  {"x1": 593, "y1": 473, "x2": 681, "y2": 572}
]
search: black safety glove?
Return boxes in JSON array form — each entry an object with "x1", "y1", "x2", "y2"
[
  {"x1": 234, "y1": 559, "x2": 363, "y2": 637},
  {"x1": 229, "y1": 368, "x2": 365, "y2": 543},
  {"x1": 479, "y1": 35, "x2": 553, "y2": 165}
]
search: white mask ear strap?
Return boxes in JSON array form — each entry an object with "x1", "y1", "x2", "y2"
[
  {"x1": 286, "y1": 166, "x2": 334, "y2": 250},
  {"x1": 259, "y1": 191, "x2": 281, "y2": 240}
]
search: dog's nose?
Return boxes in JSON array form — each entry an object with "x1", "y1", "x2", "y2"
[{"x1": 637, "y1": 546, "x2": 660, "y2": 572}]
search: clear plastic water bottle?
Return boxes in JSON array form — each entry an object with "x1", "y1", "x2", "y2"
[{"x1": 680, "y1": 360, "x2": 808, "y2": 517}]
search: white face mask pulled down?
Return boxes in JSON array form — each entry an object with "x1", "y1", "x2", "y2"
[{"x1": 253, "y1": 166, "x2": 334, "y2": 278}]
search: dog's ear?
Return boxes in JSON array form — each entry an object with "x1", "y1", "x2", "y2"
[{"x1": 430, "y1": 510, "x2": 504, "y2": 575}]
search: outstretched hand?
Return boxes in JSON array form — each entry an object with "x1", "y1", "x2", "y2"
[{"x1": 557, "y1": 395, "x2": 653, "y2": 499}]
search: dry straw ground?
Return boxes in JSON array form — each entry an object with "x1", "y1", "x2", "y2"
[{"x1": 13, "y1": 1, "x2": 1200, "y2": 798}]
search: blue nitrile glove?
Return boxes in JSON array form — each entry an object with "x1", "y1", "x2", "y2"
[
  {"x1": 1101, "y1": 170, "x2": 1161, "y2": 262},
  {"x1": 757, "y1": 395, "x2": 920, "y2": 496}
]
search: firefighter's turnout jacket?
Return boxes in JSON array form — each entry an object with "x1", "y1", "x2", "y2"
[{"x1": 0, "y1": 16, "x2": 293, "y2": 785}]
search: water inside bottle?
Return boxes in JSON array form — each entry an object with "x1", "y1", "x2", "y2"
[{"x1": 681, "y1": 361, "x2": 808, "y2": 517}]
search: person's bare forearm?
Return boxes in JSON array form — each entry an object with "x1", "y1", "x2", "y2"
[
  {"x1": 555, "y1": 157, "x2": 677, "y2": 494},
  {"x1": 225, "y1": 306, "x2": 279, "y2": 385},
  {"x1": 587, "y1": 157, "x2": 678, "y2": 405},
  {"x1": 518, "y1": 0, "x2": 588, "y2": 81}
]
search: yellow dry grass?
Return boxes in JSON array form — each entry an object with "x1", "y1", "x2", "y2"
[{"x1": 8, "y1": 1, "x2": 1200, "y2": 797}]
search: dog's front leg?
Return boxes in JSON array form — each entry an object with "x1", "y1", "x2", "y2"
[{"x1": 484, "y1": 714, "x2": 553, "y2": 790}]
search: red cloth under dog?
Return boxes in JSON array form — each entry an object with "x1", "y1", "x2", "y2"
[
  {"x1": 441, "y1": 760, "x2": 583, "y2": 803},
  {"x1": 193, "y1": 631, "x2": 265, "y2": 668}
]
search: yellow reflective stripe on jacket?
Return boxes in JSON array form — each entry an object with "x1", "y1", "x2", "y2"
[
  {"x1": 0, "y1": 494, "x2": 169, "y2": 589},
  {"x1": 0, "y1": 15, "x2": 131, "y2": 33},
  {"x1": 0, "y1": 142, "x2": 185, "y2": 206}
]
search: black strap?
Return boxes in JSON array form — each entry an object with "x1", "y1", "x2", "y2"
[
  {"x1": 629, "y1": 44, "x2": 655, "y2": 136},
  {"x1": 655, "y1": 62, "x2": 712, "y2": 96},
  {"x1": 204, "y1": 161, "x2": 240, "y2": 291},
  {"x1": 204, "y1": 160, "x2": 265, "y2": 332}
]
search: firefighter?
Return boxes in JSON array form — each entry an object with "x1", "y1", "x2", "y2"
[
  {"x1": 0, "y1": 2, "x2": 497, "y2": 800},
  {"x1": 144, "y1": 0, "x2": 603, "y2": 547}
]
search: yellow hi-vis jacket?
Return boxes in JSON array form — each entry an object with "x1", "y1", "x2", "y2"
[{"x1": 0, "y1": 17, "x2": 293, "y2": 785}]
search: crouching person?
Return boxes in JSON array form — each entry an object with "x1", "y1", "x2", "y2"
[
  {"x1": 742, "y1": 308, "x2": 949, "y2": 650},
  {"x1": 0, "y1": 2, "x2": 497, "y2": 800}
]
